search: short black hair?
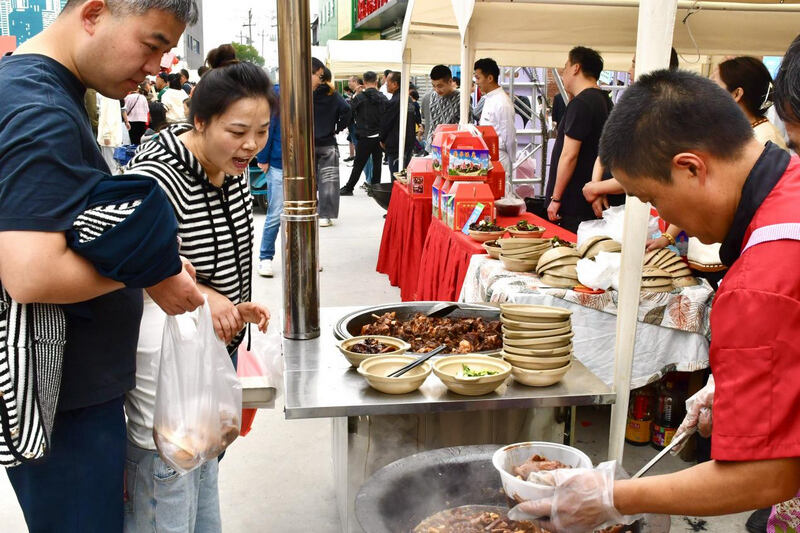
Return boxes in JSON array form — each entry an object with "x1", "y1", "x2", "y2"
[
  {"x1": 157, "y1": 72, "x2": 169, "y2": 81},
  {"x1": 312, "y1": 57, "x2": 325, "y2": 74},
  {"x1": 430, "y1": 64, "x2": 452, "y2": 82},
  {"x1": 168, "y1": 73, "x2": 182, "y2": 90},
  {"x1": 197, "y1": 65, "x2": 209, "y2": 77},
  {"x1": 384, "y1": 69, "x2": 392, "y2": 77},
  {"x1": 718, "y1": 56, "x2": 774, "y2": 118},
  {"x1": 180, "y1": 68, "x2": 189, "y2": 79},
  {"x1": 363, "y1": 70, "x2": 378, "y2": 83},
  {"x1": 452, "y1": 76, "x2": 460, "y2": 87},
  {"x1": 410, "y1": 89, "x2": 420, "y2": 100},
  {"x1": 600, "y1": 69, "x2": 753, "y2": 183},
  {"x1": 389, "y1": 71, "x2": 401, "y2": 87},
  {"x1": 568, "y1": 46, "x2": 604, "y2": 80},
  {"x1": 189, "y1": 61, "x2": 277, "y2": 126},
  {"x1": 775, "y1": 33, "x2": 800, "y2": 124},
  {"x1": 474, "y1": 58, "x2": 500, "y2": 83}
]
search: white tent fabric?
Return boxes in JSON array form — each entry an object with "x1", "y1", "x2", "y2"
[
  {"x1": 403, "y1": 0, "x2": 800, "y2": 69},
  {"x1": 325, "y1": 39, "x2": 431, "y2": 78}
]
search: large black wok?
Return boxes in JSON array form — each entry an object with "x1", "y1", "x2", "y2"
[{"x1": 355, "y1": 445, "x2": 670, "y2": 533}]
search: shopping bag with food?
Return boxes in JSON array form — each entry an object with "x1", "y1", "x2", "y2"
[{"x1": 153, "y1": 298, "x2": 242, "y2": 474}]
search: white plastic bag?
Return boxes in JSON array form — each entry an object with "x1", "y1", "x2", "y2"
[
  {"x1": 153, "y1": 298, "x2": 242, "y2": 474},
  {"x1": 242, "y1": 318, "x2": 284, "y2": 396},
  {"x1": 576, "y1": 205, "x2": 660, "y2": 246},
  {"x1": 576, "y1": 251, "x2": 622, "y2": 290}
]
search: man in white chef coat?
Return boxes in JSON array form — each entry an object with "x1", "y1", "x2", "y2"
[{"x1": 474, "y1": 57, "x2": 516, "y2": 182}]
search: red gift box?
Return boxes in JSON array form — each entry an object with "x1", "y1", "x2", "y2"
[{"x1": 406, "y1": 157, "x2": 435, "y2": 198}]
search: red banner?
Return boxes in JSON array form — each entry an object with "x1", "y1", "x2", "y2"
[{"x1": 357, "y1": 0, "x2": 390, "y2": 21}]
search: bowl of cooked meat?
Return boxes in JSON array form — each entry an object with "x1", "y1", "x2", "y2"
[
  {"x1": 492, "y1": 442, "x2": 593, "y2": 503},
  {"x1": 338, "y1": 335, "x2": 411, "y2": 368}
]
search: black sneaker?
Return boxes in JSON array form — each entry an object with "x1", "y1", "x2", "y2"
[
  {"x1": 745, "y1": 507, "x2": 771, "y2": 533},
  {"x1": 339, "y1": 187, "x2": 354, "y2": 196}
]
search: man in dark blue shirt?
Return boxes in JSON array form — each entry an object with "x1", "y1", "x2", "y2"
[{"x1": 0, "y1": 1, "x2": 203, "y2": 530}]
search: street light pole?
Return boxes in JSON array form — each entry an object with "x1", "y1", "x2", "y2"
[{"x1": 277, "y1": 0, "x2": 320, "y2": 340}]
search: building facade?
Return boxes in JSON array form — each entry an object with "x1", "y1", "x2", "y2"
[{"x1": 317, "y1": 0, "x2": 408, "y2": 45}]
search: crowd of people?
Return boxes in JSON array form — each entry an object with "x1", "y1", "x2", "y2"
[{"x1": 1, "y1": 0, "x2": 800, "y2": 532}]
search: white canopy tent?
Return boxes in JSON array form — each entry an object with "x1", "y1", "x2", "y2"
[
  {"x1": 324, "y1": 39, "x2": 432, "y2": 79},
  {"x1": 397, "y1": 0, "x2": 800, "y2": 464}
]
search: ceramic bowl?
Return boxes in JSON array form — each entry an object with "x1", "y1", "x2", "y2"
[
  {"x1": 499, "y1": 255, "x2": 537, "y2": 273},
  {"x1": 500, "y1": 314, "x2": 571, "y2": 330},
  {"x1": 432, "y1": 355, "x2": 512, "y2": 396},
  {"x1": 501, "y1": 324, "x2": 573, "y2": 343},
  {"x1": 511, "y1": 361, "x2": 573, "y2": 387},
  {"x1": 497, "y1": 237, "x2": 550, "y2": 251},
  {"x1": 507, "y1": 226, "x2": 546, "y2": 238},
  {"x1": 501, "y1": 321, "x2": 572, "y2": 336},
  {"x1": 357, "y1": 354, "x2": 431, "y2": 394},
  {"x1": 483, "y1": 241, "x2": 502, "y2": 259},
  {"x1": 492, "y1": 441, "x2": 592, "y2": 503},
  {"x1": 468, "y1": 229, "x2": 507, "y2": 243},
  {"x1": 502, "y1": 351, "x2": 572, "y2": 370},
  {"x1": 498, "y1": 341, "x2": 573, "y2": 358},
  {"x1": 500, "y1": 304, "x2": 572, "y2": 321},
  {"x1": 503, "y1": 333, "x2": 574, "y2": 353},
  {"x1": 338, "y1": 336, "x2": 411, "y2": 368}
]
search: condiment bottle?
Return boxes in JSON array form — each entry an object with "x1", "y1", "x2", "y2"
[
  {"x1": 652, "y1": 374, "x2": 686, "y2": 449},
  {"x1": 625, "y1": 385, "x2": 655, "y2": 446}
]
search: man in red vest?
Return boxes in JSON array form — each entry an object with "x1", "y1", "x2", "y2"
[{"x1": 518, "y1": 66, "x2": 800, "y2": 532}]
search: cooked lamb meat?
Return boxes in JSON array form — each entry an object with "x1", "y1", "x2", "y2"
[
  {"x1": 411, "y1": 506, "x2": 550, "y2": 533},
  {"x1": 513, "y1": 454, "x2": 571, "y2": 479},
  {"x1": 360, "y1": 312, "x2": 502, "y2": 354}
]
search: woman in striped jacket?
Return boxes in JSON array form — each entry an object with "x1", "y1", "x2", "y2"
[{"x1": 122, "y1": 60, "x2": 275, "y2": 532}]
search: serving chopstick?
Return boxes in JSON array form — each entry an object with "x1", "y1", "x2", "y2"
[{"x1": 388, "y1": 345, "x2": 447, "y2": 378}]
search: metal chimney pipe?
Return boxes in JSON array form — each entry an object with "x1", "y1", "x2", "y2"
[{"x1": 277, "y1": 0, "x2": 320, "y2": 340}]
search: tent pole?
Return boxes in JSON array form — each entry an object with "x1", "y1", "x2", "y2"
[
  {"x1": 480, "y1": 0, "x2": 800, "y2": 12},
  {"x1": 607, "y1": 0, "x2": 678, "y2": 464},
  {"x1": 398, "y1": 48, "x2": 412, "y2": 172},
  {"x1": 459, "y1": 24, "x2": 475, "y2": 126}
]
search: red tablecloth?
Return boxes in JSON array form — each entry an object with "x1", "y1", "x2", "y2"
[
  {"x1": 415, "y1": 213, "x2": 577, "y2": 302},
  {"x1": 376, "y1": 181, "x2": 432, "y2": 300}
]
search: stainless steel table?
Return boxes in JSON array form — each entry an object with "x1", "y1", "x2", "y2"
[{"x1": 283, "y1": 307, "x2": 616, "y2": 532}]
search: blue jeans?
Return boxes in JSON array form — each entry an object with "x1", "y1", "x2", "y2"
[
  {"x1": 259, "y1": 166, "x2": 284, "y2": 261},
  {"x1": 123, "y1": 440, "x2": 221, "y2": 533},
  {"x1": 7, "y1": 396, "x2": 127, "y2": 533}
]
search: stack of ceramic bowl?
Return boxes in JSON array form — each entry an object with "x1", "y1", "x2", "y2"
[
  {"x1": 577, "y1": 235, "x2": 621, "y2": 259},
  {"x1": 535, "y1": 247, "x2": 581, "y2": 287},
  {"x1": 643, "y1": 248, "x2": 697, "y2": 288},
  {"x1": 497, "y1": 238, "x2": 551, "y2": 273},
  {"x1": 640, "y1": 267, "x2": 674, "y2": 293},
  {"x1": 499, "y1": 304, "x2": 574, "y2": 386},
  {"x1": 482, "y1": 240, "x2": 502, "y2": 259},
  {"x1": 506, "y1": 223, "x2": 545, "y2": 238}
]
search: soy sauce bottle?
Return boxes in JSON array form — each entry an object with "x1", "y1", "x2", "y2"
[
  {"x1": 625, "y1": 385, "x2": 655, "y2": 446},
  {"x1": 651, "y1": 374, "x2": 686, "y2": 449}
]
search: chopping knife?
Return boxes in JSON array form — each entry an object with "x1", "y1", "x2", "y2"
[
  {"x1": 426, "y1": 303, "x2": 460, "y2": 318},
  {"x1": 632, "y1": 430, "x2": 689, "y2": 479}
]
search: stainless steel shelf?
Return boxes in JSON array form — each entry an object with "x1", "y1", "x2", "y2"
[{"x1": 284, "y1": 307, "x2": 615, "y2": 420}]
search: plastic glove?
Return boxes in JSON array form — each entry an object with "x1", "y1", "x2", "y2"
[
  {"x1": 670, "y1": 375, "x2": 715, "y2": 455},
  {"x1": 509, "y1": 461, "x2": 637, "y2": 533}
]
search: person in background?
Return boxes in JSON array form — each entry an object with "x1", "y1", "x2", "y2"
[
  {"x1": 97, "y1": 93, "x2": 125, "y2": 171},
  {"x1": 84, "y1": 87, "x2": 99, "y2": 137},
  {"x1": 0, "y1": 1, "x2": 203, "y2": 530},
  {"x1": 545, "y1": 46, "x2": 612, "y2": 232},
  {"x1": 155, "y1": 71, "x2": 169, "y2": 101},
  {"x1": 380, "y1": 71, "x2": 416, "y2": 175},
  {"x1": 452, "y1": 76, "x2": 461, "y2": 90},
  {"x1": 162, "y1": 72, "x2": 188, "y2": 123},
  {"x1": 712, "y1": 56, "x2": 788, "y2": 149},
  {"x1": 197, "y1": 65, "x2": 209, "y2": 78},
  {"x1": 340, "y1": 70, "x2": 387, "y2": 196},
  {"x1": 313, "y1": 64, "x2": 351, "y2": 226},
  {"x1": 124, "y1": 83, "x2": 150, "y2": 144},
  {"x1": 409, "y1": 89, "x2": 425, "y2": 155},
  {"x1": 123, "y1": 59, "x2": 273, "y2": 533},
  {"x1": 425, "y1": 64, "x2": 464, "y2": 150},
  {"x1": 474, "y1": 57, "x2": 516, "y2": 183},
  {"x1": 257, "y1": 87, "x2": 282, "y2": 278},
  {"x1": 180, "y1": 67, "x2": 192, "y2": 94},
  {"x1": 141, "y1": 98, "x2": 168, "y2": 144},
  {"x1": 551, "y1": 92, "x2": 567, "y2": 128},
  {"x1": 379, "y1": 68, "x2": 391, "y2": 98},
  {"x1": 344, "y1": 75, "x2": 360, "y2": 163}
]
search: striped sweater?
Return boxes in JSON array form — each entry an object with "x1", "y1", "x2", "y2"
[{"x1": 126, "y1": 124, "x2": 253, "y2": 351}]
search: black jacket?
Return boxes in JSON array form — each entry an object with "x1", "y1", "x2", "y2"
[
  {"x1": 380, "y1": 91, "x2": 416, "y2": 157},
  {"x1": 350, "y1": 87, "x2": 386, "y2": 138},
  {"x1": 313, "y1": 86, "x2": 351, "y2": 147}
]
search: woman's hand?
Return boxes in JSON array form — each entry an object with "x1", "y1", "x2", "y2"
[
  {"x1": 645, "y1": 235, "x2": 670, "y2": 252},
  {"x1": 547, "y1": 200, "x2": 561, "y2": 222},
  {"x1": 237, "y1": 302, "x2": 271, "y2": 333},
  {"x1": 205, "y1": 289, "x2": 244, "y2": 344},
  {"x1": 591, "y1": 196, "x2": 609, "y2": 218}
]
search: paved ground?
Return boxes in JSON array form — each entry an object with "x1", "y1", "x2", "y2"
[{"x1": 0, "y1": 153, "x2": 753, "y2": 532}]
